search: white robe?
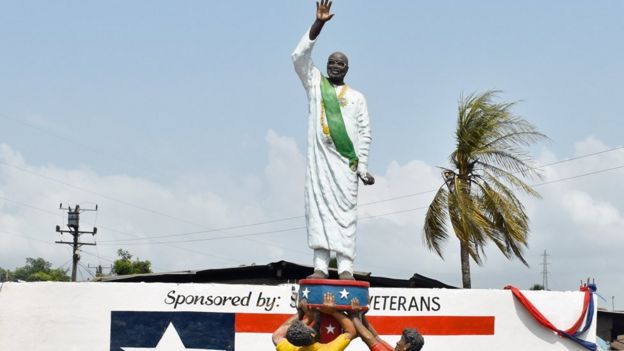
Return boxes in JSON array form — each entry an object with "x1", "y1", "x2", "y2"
[{"x1": 292, "y1": 30, "x2": 372, "y2": 260}]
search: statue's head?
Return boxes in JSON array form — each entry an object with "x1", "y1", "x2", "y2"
[
  {"x1": 286, "y1": 319, "x2": 316, "y2": 346},
  {"x1": 395, "y1": 328, "x2": 425, "y2": 351},
  {"x1": 327, "y1": 51, "x2": 349, "y2": 84}
]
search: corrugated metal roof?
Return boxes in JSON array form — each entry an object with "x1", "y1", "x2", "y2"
[{"x1": 96, "y1": 260, "x2": 456, "y2": 288}]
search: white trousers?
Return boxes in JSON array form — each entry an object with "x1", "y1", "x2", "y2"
[{"x1": 313, "y1": 249, "x2": 353, "y2": 275}]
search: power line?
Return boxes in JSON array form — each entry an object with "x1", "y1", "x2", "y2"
[
  {"x1": 0, "y1": 230, "x2": 55, "y2": 245},
  {"x1": 0, "y1": 198, "x2": 202, "y2": 272},
  {"x1": 0, "y1": 159, "x2": 311, "y2": 261},
  {"x1": 78, "y1": 249, "x2": 115, "y2": 264},
  {"x1": 533, "y1": 164, "x2": 624, "y2": 187},
  {"x1": 0, "y1": 196, "x2": 59, "y2": 216},
  {"x1": 98, "y1": 205, "x2": 430, "y2": 246},
  {"x1": 359, "y1": 145, "x2": 624, "y2": 207},
  {"x1": 3, "y1": 162, "x2": 623, "y2": 250},
  {"x1": 58, "y1": 258, "x2": 74, "y2": 272},
  {"x1": 533, "y1": 146, "x2": 624, "y2": 169},
  {"x1": 78, "y1": 262, "x2": 95, "y2": 280},
  {"x1": 0, "y1": 195, "x2": 240, "y2": 263},
  {"x1": 2, "y1": 146, "x2": 622, "y2": 237},
  {"x1": 97, "y1": 161, "x2": 624, "y2": 245},
  {"x1": 0, "y1": 196, "x2": 273, "y2": 266},
  {"x1": 2, "y1": 147, "x2": 623, "y2": 247},
  {"x1": 0, "y1": 164, "x2": 299, "y2": 261},
  {"x1": 0, "y1": 113, "x2": 159, "y2": 176},
  {"x1": 2, "y1": 163, "x2": 622, "y2": 274},
  {"x1": 98, "y1": 161, "x2": 624, "y2": 246},
  {"x1": 87, "y1": 145, "x2": 624, "y2": 242},
  {"x1": 98, "y1": 225, "x2": 307, "y2": 246},
  {"x1": 0, "y1": 160, "x2": 211, "y2": 229}
]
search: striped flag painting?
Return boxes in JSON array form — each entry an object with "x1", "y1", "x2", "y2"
[{"x1": 110, "y1": 311, "x2": 495, "y2": 350}]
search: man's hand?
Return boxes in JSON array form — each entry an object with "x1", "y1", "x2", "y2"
[
  {"x1": 350, "y1": 297, "x2": 364, "y2": 312},
  {"x1": 349, "y1": 297, "x2": 364, "y2": 317},
  {"x1": 316, "y1": 0, "x2": 334, "y2": 22},
  {"x1": 309, "y1": 0, "x2": 333, "y2": 40},
  {"x1": 359, "y1": 172, "x2": 375, "y2": 185},
  {"x1": 317, "y1": 292, "x2": 336, "y2": 314}
]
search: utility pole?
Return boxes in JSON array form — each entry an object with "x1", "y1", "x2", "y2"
[
  {"x1": 55, "y1": 204, "x2": 98, "y2": 282},
  {"x1": 540, "y1": 250, "x2": 550, "y2": 290}
]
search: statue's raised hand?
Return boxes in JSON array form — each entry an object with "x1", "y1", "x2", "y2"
[{"x1": 316, "y1": 0, "x2": 334, "y2": 22}]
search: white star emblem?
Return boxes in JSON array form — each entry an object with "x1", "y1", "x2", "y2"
[
  {"x1": 325, "y1": 323, "x2": 336, "y2": 334},
  {"x1": 301, "y1": 288, "x2": 310, "y2": 299},
  {"x1": 339, "y1": 288, "x2": 350, "y2": 300},
  {"x1": 121, "y1": 322, "x2": 223, "y2": 351}
]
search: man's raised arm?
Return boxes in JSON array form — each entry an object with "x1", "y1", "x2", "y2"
[
  {"x1": 292, "y1": 1, "x2": 334, "y2": 89},
  {"x1": 309, "y1": 0, "x2": 334, "y2": 40},
  {"x1": 316, "y1": 292, "x2": 357, "y2": 340}
]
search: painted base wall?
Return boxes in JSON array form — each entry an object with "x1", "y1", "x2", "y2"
[{"x1": 0, "y1": 282, "x2": 596, "y2": 350}]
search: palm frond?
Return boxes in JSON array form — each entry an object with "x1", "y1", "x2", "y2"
[
  {"x1": 449, "y1": 177, "x2": 494, "y2": 264},
  {"x1": 423, "y1": 186, "x2": 450, "y2": 258},
  {"x1": 471, "y1": 178, "x2": 530, "y2": 266},
  {"x1": 473, "y1": 148, "x2": 541, "y2": 179},
  {"x1": 475, "y1": 173, "x2": 526, "y2": 210},
  {"x1": 478, "y1": 163, "x2": 541, "y2": 197},
  {"x1": 481, "y1": 129, "x2": 548, "y2": 151}
]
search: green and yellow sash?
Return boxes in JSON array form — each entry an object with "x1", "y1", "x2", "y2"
[{"x1": 320, "y1": 76, "x2": 359, "y2": 171}]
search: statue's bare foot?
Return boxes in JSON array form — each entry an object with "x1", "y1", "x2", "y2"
[
  {"x1": 307, "y1": 270, "x2": 329, "y2": 279},
  {"x1": 338, "y1": 271, "x2": 355, "y2": 280}
]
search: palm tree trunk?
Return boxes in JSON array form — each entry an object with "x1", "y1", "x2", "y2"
[{"x1": 460, "y1": 242, "x2": 471, "y2": 288}]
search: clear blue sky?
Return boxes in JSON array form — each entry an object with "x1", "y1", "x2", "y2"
[
  {"x1": 2, "y1": 1, "x2": 622, "y2": 179},
  {"x1": 1, "y1": 1, "x2": 623, "y2": 308}
]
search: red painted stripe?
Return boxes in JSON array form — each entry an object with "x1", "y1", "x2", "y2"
[
  {"x1": 235, "y1": 313, "x2": 495, "y2": 335},
  {"x1": 367, "y1": 316, "x2": 495, "y2": 336},
  {"x1": 236, "y1": 313, "x2": 291, "y2": 333}
]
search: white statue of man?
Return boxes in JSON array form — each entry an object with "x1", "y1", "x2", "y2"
[{"x1": 292, "y1": 0, "x2": 375, "y2": 280}]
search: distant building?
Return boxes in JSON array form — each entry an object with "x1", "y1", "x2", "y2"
[
  {"x1": 597, "y1": 308, "x2": 624, "y2": 346},
  {"x1": 97, "y1": 260, "x2": 456, "y2": 288}
]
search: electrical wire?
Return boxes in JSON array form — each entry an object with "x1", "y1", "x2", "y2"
[
  {"x1": 0, "y1": 196, "x2": 264, "y2": 265},
  {"x1": 0, "y1": 159, "x2": 312, "y2": 260},
  {"x1": 1, "y1": 147, "x2": 623, "y2": 249},
  {"x1": 58, "y1": 258, "x2": 74, "y2": 271},
  {"x1": 0, "y1": 231, "x2": 55, "y2": 245},
  {"x1": 533, "y1": 164, "x2": 624, "y2": 187},
  {"x1": 77, "y1": 262, "x2": 95, "y2": 280},
  {"x1": 0, "y1": 113, "x2": 160, "y2": 176},
  {"x1": 94, "y1": 145, "x2": 624, "y2": 243},
  {"x1": 2, "y1": 146, "x2": 621, "y2": 240},
  {"x1": 96, "y1": 162, "x2": 624, "y2": 246},
  {"x1": 0, "y1": 159, "x2": 210, "y2": 229}
]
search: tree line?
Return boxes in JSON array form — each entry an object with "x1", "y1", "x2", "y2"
[{"x1": 0, "y1": 249, "x2": 151, "y2": 282}]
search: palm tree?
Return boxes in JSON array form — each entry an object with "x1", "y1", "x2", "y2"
[{"x1": 423, "y1": 91, "x2": 546, "y2": 288}]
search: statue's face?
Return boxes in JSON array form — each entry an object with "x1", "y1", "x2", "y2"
[{"x1": 327, "y1": 52, "x2": 349, "y2": 83}]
